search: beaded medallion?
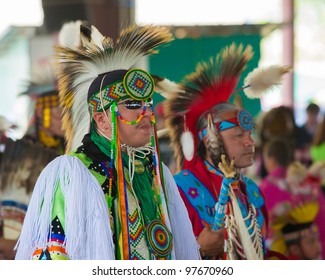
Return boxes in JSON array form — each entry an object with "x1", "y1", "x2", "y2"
[
  {"x1": 237, "y1": 109, "x2": 254, "y2": 131},
  {"x1": 123, "y1": 69, "x2": 155, "y2": 100},
  {"x1": 145, "y1": 219, "x2": 172, "y2": 258}
]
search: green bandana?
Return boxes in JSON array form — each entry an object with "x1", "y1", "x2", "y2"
[{"x1": 90, "y1": 123, "x2": 159, "y2": 222}]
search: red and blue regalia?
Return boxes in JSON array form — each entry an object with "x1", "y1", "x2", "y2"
[{"x1": 162, "y1": 44, "x2": 290, "y2": 259}]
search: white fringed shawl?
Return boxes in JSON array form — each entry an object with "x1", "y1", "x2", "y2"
[
  {"x1": 15, "y1": 155, "x2": 115, "y2": 260},
  {"x1": 15, "y1": 156, "x2": 200, "y2": 260}
]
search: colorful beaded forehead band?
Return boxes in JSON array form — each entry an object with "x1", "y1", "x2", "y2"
[{"x1": 88, "y1": 68, "x2": 155, "y2": 113}]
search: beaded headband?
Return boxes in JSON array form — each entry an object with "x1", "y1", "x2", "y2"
[
  {"x1": 88, "y1": 69, "x2": 155, "y2": 113},
  {"x1": 199, "y1": 109, "x2": 254, "y2": 139}
]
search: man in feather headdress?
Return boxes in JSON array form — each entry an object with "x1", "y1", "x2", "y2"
[
  {"x1": 14, "y1": 21, "x2": 200, "y2": 260},
  {"x1": 163, "y1": 44, "x2": 290, "y2": 260},
  {"x1": 21, "y1": 64, "x2": 65, "y2": 153},
  {"x1": 0, "y1": 63, "x2": 64, "y2": 259}
]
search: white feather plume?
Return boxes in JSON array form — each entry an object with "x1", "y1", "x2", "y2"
[
  {"x1": 89, "y1": 25, "x2": 105, "y2": 49},
  {"x1": 58, "y1": 20, "x2": 84, "y2": 48},
  {"x1": 243, "y1": 65, "x2": 292, "y2": 99},
  {"x1": 79, "y1": 24, "x2": 105, "y2": 51},
  {"x1": 181, "y1": 131, "x2": 194, "y2": 161},
  {"x1": 154, "y1": 78, "x2": 182, "y2": 99}
]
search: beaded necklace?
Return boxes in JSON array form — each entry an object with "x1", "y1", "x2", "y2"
[{"x1": 90, "y1": 125, "x2": 172, "y2": 259}]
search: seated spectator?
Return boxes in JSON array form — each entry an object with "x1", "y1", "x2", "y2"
[
  {"x1": 281, "y1": 203, "x2": 322, "y2": 260},
  {"x1": 259, "y1": 138, "x2": 325, "y2": 259}
]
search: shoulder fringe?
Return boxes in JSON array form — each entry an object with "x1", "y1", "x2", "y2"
[
  {"x1": 15, "y1": 155, "x2": 115, "y2": 260},
  {"x1": 162, "y1": 164, "x2": 201, "y2": 259}
]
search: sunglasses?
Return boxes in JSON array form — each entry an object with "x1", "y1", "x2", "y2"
[{"x1": 118, "y1": 98, "x2": 153, "y2": 110}]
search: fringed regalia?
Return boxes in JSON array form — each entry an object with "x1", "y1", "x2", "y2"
[
  {"x1": 0, "y1": 138, "x2": 58, "y2": 242},
  {"x1": 15, "y1": 21, "x2": 200, "y2": 260}
]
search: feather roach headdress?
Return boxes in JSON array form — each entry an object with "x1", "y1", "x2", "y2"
[
  {"x1": 55, "y1": 22, "x2": 173, "y2": 152},
  {"x1": 164, "y1": 43, "x2": 291, "y2": 170},
  {"x1": 20, "y1": 64, "x2": 57, "y2": 98},
  {"x1": 19, "y1": 62, "x2": 63, "y2": 149}
]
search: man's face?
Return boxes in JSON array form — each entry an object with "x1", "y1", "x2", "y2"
[
  {"x1": 47, "y1": 106, "x2": 64, "y2": 137},
  {"x1": 36, "y1": 104, "x2": 63, "y2": 137},
  {"x1": 220, "y1": 126, "x2": 255, "y2": 169},
  {"x1": 307, "y1": 112, "x2": 319, "y2": 126},
  {"x1": 299, "y1": 230, "x2": 322, "y2": 260},
  {"x1": 116, "y1": 99, "x2": 153, "y2": 147}
]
